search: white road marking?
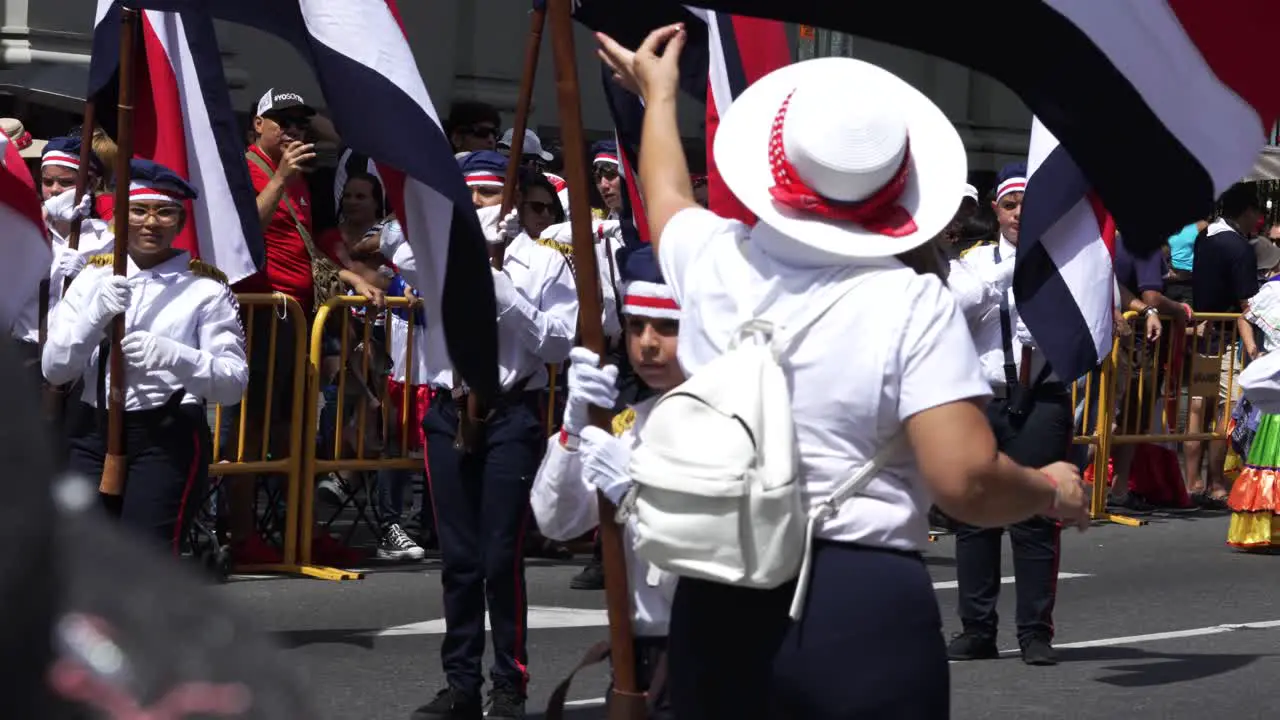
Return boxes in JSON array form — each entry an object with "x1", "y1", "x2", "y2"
[
  {"x1": 931, "y1": 572, "x2": 1090, "y2": 590},
  {"x1": 562, "y1": 619, "x2": 1280, "y2": 709}
]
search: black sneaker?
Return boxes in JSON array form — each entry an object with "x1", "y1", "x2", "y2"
[
  {"x1": 569, "y1": 562, "x2": 605, "y2": 590},
  {"x1": 411, "y1": 687, "x2": 482, "y2": 720},
  {"x1": 1107, "y1": 495, "x2": 1154, "y2": 515},
  {"x1": 1020, "y1": 636, "x2": 1058, "y2": 666},
  {"x1": 946, "y1": 632, "x2": 999, "y2": 661},
  {"x1": 486, "y1": 686, "x2": 525, "y2": 719},
  {"x1": 378, "y1": 523, "x2": 426, "y2": 561}
]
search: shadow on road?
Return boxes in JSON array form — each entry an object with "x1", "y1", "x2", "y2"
[{"x1": 1060, "y1": 645, "x2": 1270, "y2": 687}]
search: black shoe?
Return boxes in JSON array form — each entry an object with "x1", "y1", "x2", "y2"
[
  {"x1": 946, "y1": 632, "x2": 999, "y2": 661},
  {"x1": 570, "y1": 561, "x2": 605, "y2": 590},
  {"x1": 410, "y1": 687, "x2": 482, "y2": 720},
  {"x1": 1106, "y1": 494, "x2": 1154, "y2": 515},
  {"x1": 1020, "y1": 636, "x2": 1058, "y2": 666},
  {"x1": 486, "y1": 686, "x2": 526, "y2": 719}
]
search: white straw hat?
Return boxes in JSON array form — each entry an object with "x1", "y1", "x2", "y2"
[
  {"x1": 0, "y1": 118, "x2": 46, "y2": 159},
  {"x1": 714, "y1": 57, "x2": 967, "y2": 259}
]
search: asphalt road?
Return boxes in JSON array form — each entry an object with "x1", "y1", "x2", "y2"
[{"x1": 217, "y1": 508, "x2": 1279, "y2": 719}]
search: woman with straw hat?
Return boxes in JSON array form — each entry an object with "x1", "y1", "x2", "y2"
[{"x1": 596, "y1": 24, "x2": 1089, "y2": 718}]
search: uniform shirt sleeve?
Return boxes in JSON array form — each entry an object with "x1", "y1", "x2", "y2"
[
  {"x1": 531, "y1": 437, "x2": 600, "y2": 541},
  {"x1": 42, "y1": 268, "x2": 106, "y2": 386},
  {"x1": 657, "y1": 207, "x2": 747, "y2": 305},
  {"x1": 166, "y1": 285, "x2": 250, "y2": 406},
  {"x1": 946, "y1": 255, "x2": 1011, "y2": 327},
  {"x1": 897, "y1": 274, "x2": 992, "y2": 421},
  {"x1": 500, "y1": 255, "x2": 579, "y2": 364}
]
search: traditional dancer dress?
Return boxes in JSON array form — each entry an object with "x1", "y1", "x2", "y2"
[{"x1": 1228, "y1": 276, "x2": 1280, "y2": 548}]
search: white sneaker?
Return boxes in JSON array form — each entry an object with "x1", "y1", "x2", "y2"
[{"x1": 377, "y1": 523, "x2": 425, "y2": 561}]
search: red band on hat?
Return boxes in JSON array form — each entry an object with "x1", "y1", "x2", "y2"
[
  {"x1": 12, "y1": 131, "x2": 32, "y2": 150},
  {"x1": 465, "y1": 173, "x2": 503, "y2": 185},
  {"x1": 130, "y1": 187, "x2": 183, "y2": 201},
  {"x1": 594, "y1": 153, "x2": 619, "y2": 164},
  {"x1": 623, "y1": 295, "x2": 679, "y2": 311},
  {"x1": 767, "y1": 91, "x2": 917, "y2": 238}
]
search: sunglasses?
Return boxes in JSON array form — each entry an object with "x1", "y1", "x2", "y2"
[
  {"x1": 593, "y1": 165, "x2": 620, "y2": 182},
  {"x1": 523, "y1": 200, "x2": 555, "y2": 216},
  {"x1": 268, "y1": 114, "x2": 311, "y2": 131},
  {"x1": 467, "y1": 125, "x2": 498, "y2": 139}
]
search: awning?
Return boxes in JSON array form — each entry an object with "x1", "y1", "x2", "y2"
[{"x1": 1246, "y1": 146, "x2": 1280, "y2": 182}]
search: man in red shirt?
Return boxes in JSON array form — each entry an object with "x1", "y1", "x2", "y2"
[{"x1": 224, "y1": 88, "x2": 319, "y2": 564}]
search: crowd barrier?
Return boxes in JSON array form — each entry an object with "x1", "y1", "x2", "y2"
[
  {"x1": 1073, "y1": 311, "x2": 1244, "y2": 524},
  {"x1": 212, "y1": 297, "x2": 1251, "y2": 578}
]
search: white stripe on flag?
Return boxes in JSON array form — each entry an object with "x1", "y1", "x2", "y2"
[{"x1": 146, "y1": 10, "x2": 258, "y2": 285}]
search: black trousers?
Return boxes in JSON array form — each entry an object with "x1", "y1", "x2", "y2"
[
  {"x1": 954, "y1": 390, "x2": 1071, "y2": 645},
  {"x1": 424, "y1": 390, "x2": 543, "y2": 697},
  {"x1": 68, "y1": 401, "x2": 211, "y2": 556},
  {"x1": 668, "y1": 542, "x2": 949, "y2": 719}
]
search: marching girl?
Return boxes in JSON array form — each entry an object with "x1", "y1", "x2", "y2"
[
  {"x1": 531, "y1": 246, "x2": 679, "y2": 717},
  {"x1": 43, "y1": 159, "x2": 248, "y2": 553},
  {"x1": 1228, "y1": 268, "x2": 1280, "y2": 549}
]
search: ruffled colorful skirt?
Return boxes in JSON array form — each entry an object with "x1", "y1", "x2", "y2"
[{"x1": 1228, "y1": 413, "x2": 1280, "y2": 549}]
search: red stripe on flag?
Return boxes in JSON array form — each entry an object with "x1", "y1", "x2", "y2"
[
  {"x1": 1, "y1": 138, "x2": 47, "y2": 235},
  {"x1": 618, "y1": 133, "x2": 651, "y2": 243},
  {"x1": 1166, "y1": 0, "x2": 1280, "y2": 130},
  {"x1": 1086, "y1": 192, "x2": 1116, "y2": 258},
  {"x1": 136, "y1": 13, "x2": 198, "y2": 256}
]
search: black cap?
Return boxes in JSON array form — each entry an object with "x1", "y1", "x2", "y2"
[{"x1": 255, "y1": 88, "x2": 316, "y2": 118}]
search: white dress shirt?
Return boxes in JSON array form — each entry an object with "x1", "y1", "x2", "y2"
[
  {"x1": 536, "y1": 219, "x2": 624, "y2": 342},
  {"x1": 12, "y1": 219, "x2": 114, "y2": 344},
  {"x1": 954, "y1": 235, "x2": 1057, "y2": 389},
  {"x1": 43, "y1": 251, "x2": 249, "y2": 410},
  {"x1": 425, "y1": 230, "x2": 578, "y2": 392},
  {"x1": 531, "y1": 397, "x2": 676, "y2": 636},
  {"x1": 657, "y1": 208, "x2": 991, "y2": 551}
]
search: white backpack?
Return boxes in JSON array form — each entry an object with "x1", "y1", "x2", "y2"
[{"x1": 622, "y1": 273, "x2": 897, "y2": 619}]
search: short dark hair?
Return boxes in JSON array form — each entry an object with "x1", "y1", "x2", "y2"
[
  {"x1": 1220, "y1": 182, "x2": 1261, "y2": 219},
  {"x1": 445, "y1": 100, "x2": 501, "y2": 138},
  {"x1": 518, "y1": 168, "x2": 565, "y2": 224}
]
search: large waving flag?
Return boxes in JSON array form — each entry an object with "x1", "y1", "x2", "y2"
[
  {"x1": 0, "y1": 133, "x2": 51, "y2": 329},
  {"x1": 683, "y1": 0, "x2": 1278, "y2": 253},
  {"x1": 141, "y1": 0, "x2": 498, "y2": 394},
  {"x1": 1017, "y1": 118, "x2": 1116, "y2": 382},
  {"x1": 89, "y1": 3, "x2": 262, "y2": 285}
]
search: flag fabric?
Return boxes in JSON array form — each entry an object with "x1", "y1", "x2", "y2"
[
  {"x1": 0, "y1": 133, "x2": 51, "y2": 330},
  {"x1": 682, "y1": 0, "x2": 1279, "y2": 252},
  {"x1": 89, "y1": 3, "x2": 262, "y2": 285},
  {"x1": 1017, "y1": 118, "x2": 1116, "y2": 382},
  {"x1": 599, "y1": 68, "x2": 651, "y2": 248},
  {"x1": 137, "y1": 0, "x2": 498, "y2": 394}
]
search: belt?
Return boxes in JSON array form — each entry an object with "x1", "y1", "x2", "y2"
[{"x1": 431, "y1": 375, "x2": 536, "y2": 407}]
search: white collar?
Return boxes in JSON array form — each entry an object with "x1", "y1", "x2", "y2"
[{"x1": 1207, "y1": 218, "x2": 1236, "y2": 237}]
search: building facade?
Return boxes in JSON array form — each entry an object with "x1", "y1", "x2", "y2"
[{"x1": 1, "y1": 0, "x2": 1031, "y2": 187}]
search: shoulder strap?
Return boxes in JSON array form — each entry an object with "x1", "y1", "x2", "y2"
[
  {"x1": 992, "y1": 243, "x2": 1019, "y2": 388},
  {"x1": 246, "y1": 150, "x2": 315, "y2": 249}
]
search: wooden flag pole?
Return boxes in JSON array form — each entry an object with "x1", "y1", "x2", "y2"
[
  {"x1": 495, "y1": 3, "x2": 547, "y2": 268},
  {"x1": 547, "y1": 1, "x2": 645, "y2": 717},
  {"x1": 100, "y1": 6, "x2": 138, "y2": 497}
]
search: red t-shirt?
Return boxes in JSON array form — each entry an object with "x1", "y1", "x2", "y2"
[
  {"x1": 236, "y1": 144, "x2": 315, "y2": 311},
  {"x1": 314, "y1": 227, "x2": 346, "y2": 268}
]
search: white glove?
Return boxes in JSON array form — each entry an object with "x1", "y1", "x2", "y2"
[
  {"x1": 477, "y1": 204, "x2": 504, "y2": 245},
  {"x1": 121, "y1": 330, "x2": 187, "y2": 371},
  {"x1": 491, "y1": 268, "x2": 521, "y2": 313},
  {"x1": 43, "y1": 188, "x2": 93, "y2": 224},
  {"x1": 597, "y1": 218, "x2": 622, "y2": 243},
  {"x1": 563, "y1": 347, "x2": 619, "y2": 436},
  {"x1": 54, "y1": 248, "x2": 87, "y2": 278},
  {"x1": 580, "y1": 425, "x2": 633, "y2": 505},
  {"x1": 498, "y1": 209, "x2": 521, "y2": 242},
  {"x1": 83, "y1": 275, "x2": 130, "y2": 331}
]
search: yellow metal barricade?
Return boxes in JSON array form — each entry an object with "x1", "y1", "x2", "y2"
[
  {"x1": 1081, "y1": 310, "x2": 1244, "y2": 524},
  {"x1": 208, "y1": 293, "x2": 314, "y2": 575},
  {"x1": 301, "y1": 295, "x2": 425, "y2": 578}
]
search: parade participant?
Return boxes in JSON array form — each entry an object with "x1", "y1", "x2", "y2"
[
  {"x1": 460, "y1": 150, "x2": 508, "y2": 209},
  {"x1": 531, "y1": 245, "x2": 679, "y2": 718},
  {"x1": 946, "y1": 162, "x2": 1073, "y2": 667},
  {"x1": 591, "y1": 139, "x2": 623, "y2": 220},
  {"x1": 597, "y1": 25, "x2": 1088, "y2": 718},
  {"x1": 13, "y1": 137, "x2": 115, "y2": 371},
  {"x1": 42, "y1": 159, "x2": 248, "y2": 553},
  {"x1": 1227, "y1": 268, "x2": 1280, "y2": 549},
  {"x1": 410, "y1": 201, "x2": 578, "y2": 720},
  {"x1": 498, "y1": 127, "x2": 555, "y2": 172}
]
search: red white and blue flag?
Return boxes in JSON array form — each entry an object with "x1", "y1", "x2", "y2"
[
  {"x1": 682, "y1": 0, "x2": 1279, "y2": 253},
  {"x1": 0, "y1": 133, "x2": 51, "y2": 329},
  {"x1": 1017, "y1": 118, "x2": 1116, "y2": 382},
  {"x1": 115, "y1": 0, "x2": 499, "y2": 395},
  {"x1": 88, "y1": 2, "x2": 263, "y2": 285}
]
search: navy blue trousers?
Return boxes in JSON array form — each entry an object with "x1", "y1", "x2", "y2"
[
  {"x1": 423, "y1": 391, "x2": 542, "y2": 697},
  {"x1": 69, "y1": 402, "x2": 211, "y2": 556},
  {"x1": 668, "y1": 541, "x2": 949, "y2": 719}
]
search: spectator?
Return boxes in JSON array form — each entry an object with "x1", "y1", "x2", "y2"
[{"x1": 445, "y1": 100, "x2": 501, "y2": 154}]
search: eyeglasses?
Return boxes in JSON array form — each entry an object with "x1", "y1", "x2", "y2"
[
  {"x1": 524, "y1": 200, "x2": 555, "y2": 216},
  {"x1": 593, "y1": 165, "x2": 619, "y2": 182},
  {"x1": 128, "y1": 205, "x2": 183, "y2": 227}
]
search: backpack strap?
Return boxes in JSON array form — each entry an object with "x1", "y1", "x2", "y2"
[{"x1": 787, "y1": 436, "x2": 903, "y2": 620}]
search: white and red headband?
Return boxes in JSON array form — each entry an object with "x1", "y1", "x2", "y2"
[
  {"x1": 622, "y1": 281, "x2": 679, "y2": 320},
  {"x1": 42, "y1": 151, "x2": 80, "y2": 172},
  {"x1": 593, "y1": 152, "x2": 619, "y2": 167},
  {"x1": 465, "y1": 171, "x2": 504, "y2": 189},
  {"x1": 996, "y1": 176, "x2": 1027, "y2": 202},
  {"x1": 129, "y1": 180, "x2": 187, "y2": 204}
]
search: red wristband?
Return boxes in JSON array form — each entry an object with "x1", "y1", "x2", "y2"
[{"x1": 559, "y1": 428, "x2": 581, "y2": 451}]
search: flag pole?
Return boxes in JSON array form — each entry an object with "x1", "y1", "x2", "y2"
[
  {"x1": 101, "y1": 6, "x2": 138, "y2": 498},
  {"x1": 547, "y1": 1, "x2": 645, "y2": 717},
  {"x1": 495, "y1": 3, "x2": 547, "y2": 268}
]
